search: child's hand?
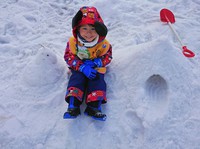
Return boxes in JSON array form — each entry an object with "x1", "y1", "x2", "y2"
[
  {"x1": 83, "y1": 60, "x2": 96, "y2": 68},
  {"x1": 79, "y1": 64, "x2": 97, "y2": 80},
  {"x1": 93, "y1": 58, "x2": 102, "y2": 67},
  {"x1": 83, "y1": 58, "x2": 102, "y2": 68}
]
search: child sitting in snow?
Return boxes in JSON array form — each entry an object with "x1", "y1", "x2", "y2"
[{"x1": 63, "y1": 6, "x2": 112, "y2": 121}]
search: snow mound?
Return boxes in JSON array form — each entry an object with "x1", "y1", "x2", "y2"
[{"x1": 22, "y1": 46, "x2": 64, "y2": 87}]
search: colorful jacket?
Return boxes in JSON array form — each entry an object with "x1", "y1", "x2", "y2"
[{"x1": 64, "y1": 36, "x2": 112, "y2": 74}]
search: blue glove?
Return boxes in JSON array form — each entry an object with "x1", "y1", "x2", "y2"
[
  {"x1": 93, "y1": 58, "x2": 103, "y2": 67},
  {"x1": 83, "y1": 60, "x2": 96, "y2": 68},
  {"x1": 79, "y1": 64, "x2": 97, "y2": 79}
]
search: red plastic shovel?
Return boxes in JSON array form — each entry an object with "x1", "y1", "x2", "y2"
[{"x1": 160, "y1": 8, "x2": 195, "y2": 58}]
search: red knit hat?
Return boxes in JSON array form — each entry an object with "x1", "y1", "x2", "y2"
[
  {"x1": 78, "y1": 7, "x2": 103, "y2": 25},
  {"x1": 72, "y1": 6, "x2": 107, "y2": 38}
]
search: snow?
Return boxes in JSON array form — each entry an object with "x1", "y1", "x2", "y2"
[{"x1": 0, "y1": 0, "x2": 200, "y2": 148}]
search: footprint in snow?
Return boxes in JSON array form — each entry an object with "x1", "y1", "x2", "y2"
[
  {"x1": 143, "y1": 74, "x2": 169, "y2": 122},
  {"x1": 124, "y1": 110, "x2": 145, "y2": 141},
  {"x1": 145, "y1": 74, "x2": 168, "y2": 101}
]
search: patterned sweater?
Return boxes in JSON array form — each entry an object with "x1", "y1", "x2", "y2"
[{"x1": 64, "y1": 36, "x2": 112, "y2": 74}]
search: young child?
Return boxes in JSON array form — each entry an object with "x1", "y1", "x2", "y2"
[{"x1": 63, "y1": 6, "x2": 112, "y2": 121}]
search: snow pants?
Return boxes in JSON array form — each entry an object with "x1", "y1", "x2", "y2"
[{"x1": 65, "y1": 70, "x2": 107, "y2": 104}]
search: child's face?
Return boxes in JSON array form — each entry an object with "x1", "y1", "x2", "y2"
[{"x1": 79, "y1": 24, "x2": 98, "y2": 42}]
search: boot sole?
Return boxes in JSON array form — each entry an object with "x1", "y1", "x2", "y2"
[
  {"x1": 63, "y1": 112, "x2": 80, "y2": 119},
  {"x1": 84, "y1": 112, "x2": 107, "y2": 121}
]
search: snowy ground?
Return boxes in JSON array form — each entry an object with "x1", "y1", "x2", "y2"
[{"x1": 1, "y1": 0, "x2": 200, "y2": 149}]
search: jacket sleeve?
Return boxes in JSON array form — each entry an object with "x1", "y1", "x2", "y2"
[
  {"x1": 64, "y1": 42, "x2": 83, "y2": 71},
  {"x1": 100, "y1": 44, "x2": 112, "y2": 67}
]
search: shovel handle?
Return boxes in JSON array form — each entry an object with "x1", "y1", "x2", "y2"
[
  {"x1": 168, "y1": 21, "x2": 195, "y2": 58},
  {"x1": 167, "y1": 22, "x2": 184, "y2": 47},
  {"x1": 182, "y1": 46, "x2": 195, "y2": 58}
]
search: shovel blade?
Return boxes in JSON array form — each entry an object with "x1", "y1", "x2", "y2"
[{"x1": 160, "y1": 8, "x2": 175, "y2": 23}]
